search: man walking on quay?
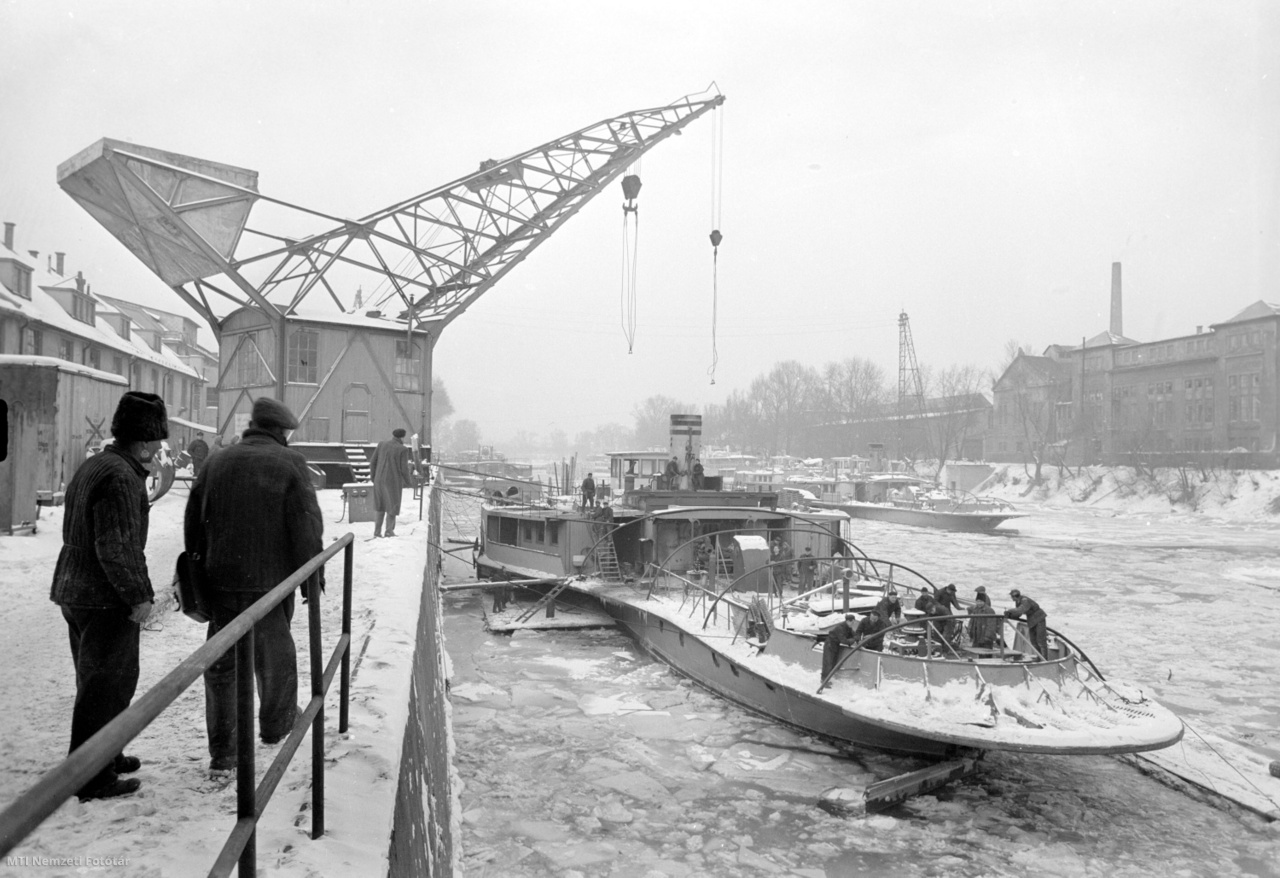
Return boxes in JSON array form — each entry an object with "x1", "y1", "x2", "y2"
[
  {"x1": 371, "y1": 427, "x2": 416, "y2": 537},
  {"x1": 187, "y1": 430, "x2": 209, "y2": 477},
  {"x1": 187, "y1": 397, "x2": 325, "y2": 776},
  {"x1": 51, "y1": 391, "x2": 168, "y2": 801}
]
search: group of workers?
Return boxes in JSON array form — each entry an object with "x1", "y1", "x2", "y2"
[{"x1": 820, "y1": 582, "x2": 1049, "y2": 682}]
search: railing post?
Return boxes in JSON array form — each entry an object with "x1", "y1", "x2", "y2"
[
  {"x1": 309, "y1": 573, "x2": 325, "y2": 840},
  {"x1": 340, "y1": 541, "x2": 353, "y2": 734},
  {"x1": 235, "y1": 632, "x2": 256, "y2": 878}
]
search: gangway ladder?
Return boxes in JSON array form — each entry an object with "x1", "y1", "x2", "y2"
[
  {"x1": 594, "y1": 534, "x2": 623, "y2": 583},
  {"x1": 344, "y1": 444, "x2": 372, "y2": 482},
  {"x1": 514, "y1": 579, "x2": 573, "y2": 623}
]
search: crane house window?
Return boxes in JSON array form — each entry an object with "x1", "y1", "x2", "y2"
[
  {"x1": 395, "y1": 340, "x2": 421, "y2": 391},
  {"x1": 21, "y1": 327, "x2": 42, "y2": 355},
  {"x1": 288, "y1": 329, "x2": 319, "y2": 384},
  {"x1": 234, "y1": 332, "x2": 271, "y2": 387}
]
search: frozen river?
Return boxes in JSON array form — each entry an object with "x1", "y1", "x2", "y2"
[{"x1": 440, "y1": 493, "x2": 1280, "y2": 877}]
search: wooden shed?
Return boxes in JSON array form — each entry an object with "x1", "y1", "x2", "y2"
[
  {"x1": 0, "y1": 356, "x2": 128, "y2": 535},
  {"x1": 214, "y1": 307, "x2": 434, "y2": 448}
]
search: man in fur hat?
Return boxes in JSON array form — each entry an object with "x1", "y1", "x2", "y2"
[
  {"x1": 186, "y1": 396, "x2": 325, "y2": 776},
  {"x1": 369, "y1": 427, "x2": 415, "y2": 537},
  {"x1": 51, "y1": 391, "x2": 167, "y2": 801}
]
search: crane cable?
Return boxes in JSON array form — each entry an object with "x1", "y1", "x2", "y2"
[
  {"x1": 708, "y1": 104, "x2": 725, "y2": 385},
  {"x1": 621, "y1": 158, "x2": 642, "y2": 353}
]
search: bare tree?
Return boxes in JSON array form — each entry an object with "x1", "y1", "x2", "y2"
[
  {"x1": 633, "y1": 395, "x2": 693, "y2": 449},
  {"x1": 927, "y1": 364, "x2": 989, "y2": 473},
  {"x1": 749, "y1": 361, "x2": 821, "y2": 456},
  {"x1": 822, "y1": 357, "x2": 889, "y2": 451}
]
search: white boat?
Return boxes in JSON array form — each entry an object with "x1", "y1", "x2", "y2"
[
  {"x1": 474, "y1": 417, "x2": 1182, "y2": 761},
  {"x1": 814, "y1": 474, "x2": 1026, "y2": 533}
]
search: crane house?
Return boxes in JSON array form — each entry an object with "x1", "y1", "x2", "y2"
[{"x1": 216, "y1": 306, "x2": 434, "y2": 483}]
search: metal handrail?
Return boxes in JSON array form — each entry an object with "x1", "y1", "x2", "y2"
[{"x1": 0, "y1": 533, "x2": 356, "y2": 878}]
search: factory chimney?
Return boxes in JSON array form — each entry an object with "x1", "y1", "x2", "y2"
[
  {"x1": 1110, "y1": 262, "x2": 1123, "y2": 338},
  {"x1": 2, "y1": 222, "x2": 13, "y2": 251}
]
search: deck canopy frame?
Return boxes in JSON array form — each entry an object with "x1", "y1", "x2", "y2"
[{"x1": 57, "y1": 90, "x2": 726, "y2": 349}]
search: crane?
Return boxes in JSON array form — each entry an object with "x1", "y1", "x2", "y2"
[
  {"x1": 897, "y1": 311, "x2": 928, "y2": 460},
  {"x1": 57, "y1": 89, "x2": 726, "y2": 405}
]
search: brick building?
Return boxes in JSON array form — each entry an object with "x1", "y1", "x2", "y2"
[{"x1": 991, "y1": 263, "x2": 1280, "y2": 467}]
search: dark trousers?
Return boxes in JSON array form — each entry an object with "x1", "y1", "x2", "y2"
[
  {"x1": 62, "y1": 605, "x2": 140, "y2": 794},
  {"x1": 203, "y1": 591, "x2": 298, "y2": 763}
]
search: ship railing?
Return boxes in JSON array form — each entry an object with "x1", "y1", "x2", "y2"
[
  {"x1": 815, "y1": 614, "x2": 1106, "y2": 693},
  {"x1": 0, "y1": 535, "x2": 357, "y2": 877}
]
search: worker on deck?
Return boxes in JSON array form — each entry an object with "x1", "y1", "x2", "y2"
[
  {"x1": 852, "y1": 608, "x2": 889, "y2": 652},
  {"x1": 935, "y1": 583, "x2": 962, "y2": 641},
  {"x1": 663, "y1": 456, "x2": 681, "y2": 489},
  {"x1": 967, "y1": 587, "x2": 1002, "y2": 649},
  {"x1": 820, "y1": 613, "x2": 859, "y2": 681},
  {"x1": 692, "y1": 459, "x2": 705, "y2": 490},
  {"x1": 1004, "y1": 589, "x2": 1049, "y2": 659},
  {"x1": 798, "y1": 546, "x2": 816, "y2": 592},
  {"x1": 875, "y1": 589, "x2": 902, "y2": 626},
  {"x1": 581, "y1": 472, "x2": 596, "y2": 509}
]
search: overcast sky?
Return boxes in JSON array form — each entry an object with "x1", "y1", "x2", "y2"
[{"x1": 3, "y1": 1, "x2": 1276, "y2": 443}]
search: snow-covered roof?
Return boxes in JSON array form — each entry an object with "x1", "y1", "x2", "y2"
[
  {"x1": 0, "y1": 238, "x2": 200, "y2": 379},
  {"x1": 0, "y1": 353, "x2": 129, "y2": 385}
]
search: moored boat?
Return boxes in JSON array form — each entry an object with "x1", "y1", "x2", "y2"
[
  {"x1": 474, "y1": 416, "x2": 1181, "y2": 761},
  {"x1": 813, "y1": 474, "x2": 1026, "y2": 533}
]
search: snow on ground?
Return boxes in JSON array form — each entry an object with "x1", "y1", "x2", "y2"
[
  {"x1": 978, "y1": 463, "x2": 1280, "y2": 522},
  {"x1": 0, "y1": 485, "x2": 429, "y2": 877}
]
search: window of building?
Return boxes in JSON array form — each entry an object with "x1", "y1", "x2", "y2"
[
  {"x1": 287, "y1": 329, "x2": 319, "y2": 384},
  {"x1": 86, "y1": 346, "x2": 100, "y2": 371},
  {"x1": 1228, "y1": 373, "x2": 1260, "y2": 423},
  {"x1": 21, "y1": 326, "x2": 41, "y2": 355},
  {"x1": 234, "y1": 332, "x2": 271, "y2": 387},
  {"x1": 395, "y1": 340, "x2": 421, "y2": 391},
  {"x1": 13, "y1": 266, "x2": 32, "y2": 300},
  {"x1": 547, "y1": 520, "x2": 560, "y2": 546},
  {"x1": 57, "y1": 337, "x2": 74, "y2": 361},
  {"x1": 71, "y1": 294, "x2": 96, "y2": 324}
]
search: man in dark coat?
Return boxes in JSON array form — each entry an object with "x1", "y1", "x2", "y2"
[
  {"x1": 187, "y1": 397, "x2": 325, "y2": 775},
  {"x1": 875, "y1": 590, "x2": 903, "y2": 626},
  {"x1": 852, "y1": 608, "x2": 889, "y2": 652},
  {"x1": 51, "y1": 391, "x2": 167, "y2": 801},
  {"x1": 664, "y1": 456, "x2": 680, "y2": 489},
  {"x1": 187, "y1": 431, "x2": 209, "y2": 477},
  {"x1": 935, "y1": 583, "x2": 962, "y2": 641},
  {"x1": 820, "y1": 614, "x2": 859, "y2": 681},
  {"x1": 370, "y1": 428, "x2": 415, "y2": 537},
  {"x1": 1005, "y1": 589, "x2": 1049, "y2": 659},
  {"x1": 968, "y1": 588, "x2": 1002, "y2": 649},
  {"x1": 581, "y1": 472, "x2": 596, "y2": 509},
  {"x1": 797, "y1": 546, "x2": 816, "y2": 592}
]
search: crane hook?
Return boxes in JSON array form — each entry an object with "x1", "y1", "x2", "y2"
[
  {"x1": 709, "y1": 229, "x2": 723, "y2": 249},
  {"x1": 622, "y1": 174, "x2": 642, "y2": 214}
]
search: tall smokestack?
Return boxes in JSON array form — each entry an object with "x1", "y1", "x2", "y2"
[
  {"x1": 1110, "y1": 262, "x2": 1123, "y2": 338},
  {"x1": 2, "y1": 222, "x2": 13, "y2": 251},
  {"x1": 55, "y1": 251, "x2": 65, "y2": 275}
]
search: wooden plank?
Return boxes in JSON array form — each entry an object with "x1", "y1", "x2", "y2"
[{"x1": 864, "y1": 757, "x2": 979, "y2": 813}]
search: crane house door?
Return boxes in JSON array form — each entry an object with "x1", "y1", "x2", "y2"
[{"x1": 341, "y1": 384, "x2": 371, "y2": 442}]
